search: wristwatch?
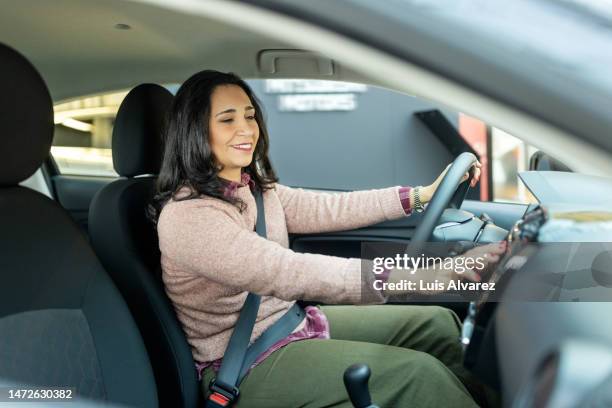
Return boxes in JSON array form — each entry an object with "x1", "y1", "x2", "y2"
[{"x1": 413, "y1": 186, "x2": 426, "y2": 213}]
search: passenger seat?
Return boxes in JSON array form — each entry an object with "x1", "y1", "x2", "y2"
[{"x1": 0, "y1": 43, "x2": 158, "y2": 407}]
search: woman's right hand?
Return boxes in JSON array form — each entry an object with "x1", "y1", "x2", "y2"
[
  {"x1": 415, "y1": 242, "x2": 507, "y2": 295},
  {"x1": 449, "y1": 241, "x2": 508, "y2": 283},
  {"x1": 384, "y1": 241, "x2": 507, "y2": 296}
]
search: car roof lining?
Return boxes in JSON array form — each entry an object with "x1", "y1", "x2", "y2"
[{"x1": 0, "y1": 0, "x2": 374, "y2": 102}]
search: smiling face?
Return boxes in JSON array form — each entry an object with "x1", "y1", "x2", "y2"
[{"x1": 208, "y1": 84, "x2": 260, "y2": 182}]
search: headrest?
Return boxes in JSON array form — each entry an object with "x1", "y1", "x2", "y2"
[
  {"x1": 0, "y1": 43, "x2": 53, "y2": 186},
  {"x1": 112, "y1": 84, "x2": 173, "y2": 177}
]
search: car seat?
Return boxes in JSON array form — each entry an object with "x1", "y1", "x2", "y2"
[
  {"x1": 0, "y1": 42, "x2": 158, "y2": 407},
  {"x1": 88, "y1": 84, "x2": 200, "y2": 407}
]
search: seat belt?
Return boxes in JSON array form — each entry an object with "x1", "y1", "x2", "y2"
[{"x1": 206, "y1": 188, "x2": 305, "y2": 408}]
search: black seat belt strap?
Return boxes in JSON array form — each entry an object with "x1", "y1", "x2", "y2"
[
  {"x1": 205, "y1": 188, "x2": 271, "y2": 408},
  {"x1": 237, "y1": 302, "x2": 305, "y2": 383},
  {"x1": 206, "y1": 291, "x2": 260, "y2": 407},
  {"x1": 215, "y1": 189, "x2": 268, "y2": 388}
]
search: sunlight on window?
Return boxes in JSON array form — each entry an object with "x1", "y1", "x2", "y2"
[
  {"x1": 52, "y1": 89, "x2": 127, "y2": 177},
  {"x1": 50, "y1": 146, "x2": 117, "y2": 177}
]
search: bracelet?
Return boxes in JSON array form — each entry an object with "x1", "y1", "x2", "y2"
[{"x1": 413, "y1": 186, "x2": 426, "y2": 213}]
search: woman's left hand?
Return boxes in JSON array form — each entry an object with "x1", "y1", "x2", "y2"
[{"x1": 420, "y1": 160, "x2": 482, "y2": 203}]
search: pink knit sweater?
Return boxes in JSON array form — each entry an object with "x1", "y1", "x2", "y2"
[{"x1": 157, "y1": 180, "x2": 409, "y2": 363}]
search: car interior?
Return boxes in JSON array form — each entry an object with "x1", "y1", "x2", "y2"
[{"x1": 2, "y1": 1, "x2": 612, "y2": 407}]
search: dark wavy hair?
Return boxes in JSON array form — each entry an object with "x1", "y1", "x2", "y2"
[{"x1": 149, "y1": 70, "x2": 278, "y2": 223}]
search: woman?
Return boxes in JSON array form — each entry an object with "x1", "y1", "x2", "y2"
[{"x1": 152, "y1": 70, "x2": 505, "y2": 407}]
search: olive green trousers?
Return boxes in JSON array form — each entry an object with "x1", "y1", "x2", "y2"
[{"x1": 202, "y1": 305, "x2": 479, "y2": 408}]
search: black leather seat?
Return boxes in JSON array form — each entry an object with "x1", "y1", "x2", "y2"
[
  {"x1": 0, "y1": 44, "x2": 158, "y2": 407},
  {"x1": 88, "y1": 84, "x2": 200, "y2": 408}
]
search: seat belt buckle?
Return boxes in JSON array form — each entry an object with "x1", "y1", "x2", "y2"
[{"x1": 207, "y1": 378, "x2": 240, "y2": 407}]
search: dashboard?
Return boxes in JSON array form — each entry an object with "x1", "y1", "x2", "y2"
[{"x1": 519, "y1": 171, "x2": 612, "y2": 206}]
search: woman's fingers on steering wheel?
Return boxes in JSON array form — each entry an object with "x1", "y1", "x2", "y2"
[
  {"x1": 471, "y1": 161, "x2": 482, "y2": 187},
  {"x1": 460, "y1": 160, "x2": 482, "y2": 188}
]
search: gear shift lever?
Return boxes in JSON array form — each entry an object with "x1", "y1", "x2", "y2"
[{"x1": 343, "y1": 363, "x2": 380, "y2": 408}]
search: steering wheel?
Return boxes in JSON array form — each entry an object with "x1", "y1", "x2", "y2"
[{"x1": 407, "y1": 152, "x2": 478, "y2": 254}]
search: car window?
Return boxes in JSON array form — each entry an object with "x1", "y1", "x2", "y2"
[
  {"x1": 52, "y1": 90, "x2": 128, "y2": 177},
  {"x1": 51, "y1": 85, "x2": 183, "y2": 177},
  {"x1": 52, "y1": 79, "x2": 468, "y2": 190},
  {"x1": 249, "y1": 79, "x2": 550, "y2": 204}
]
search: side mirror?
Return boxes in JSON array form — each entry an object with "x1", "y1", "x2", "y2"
[{"x1": 529, "y1": 151, "x2": 571, "y2": 172}]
